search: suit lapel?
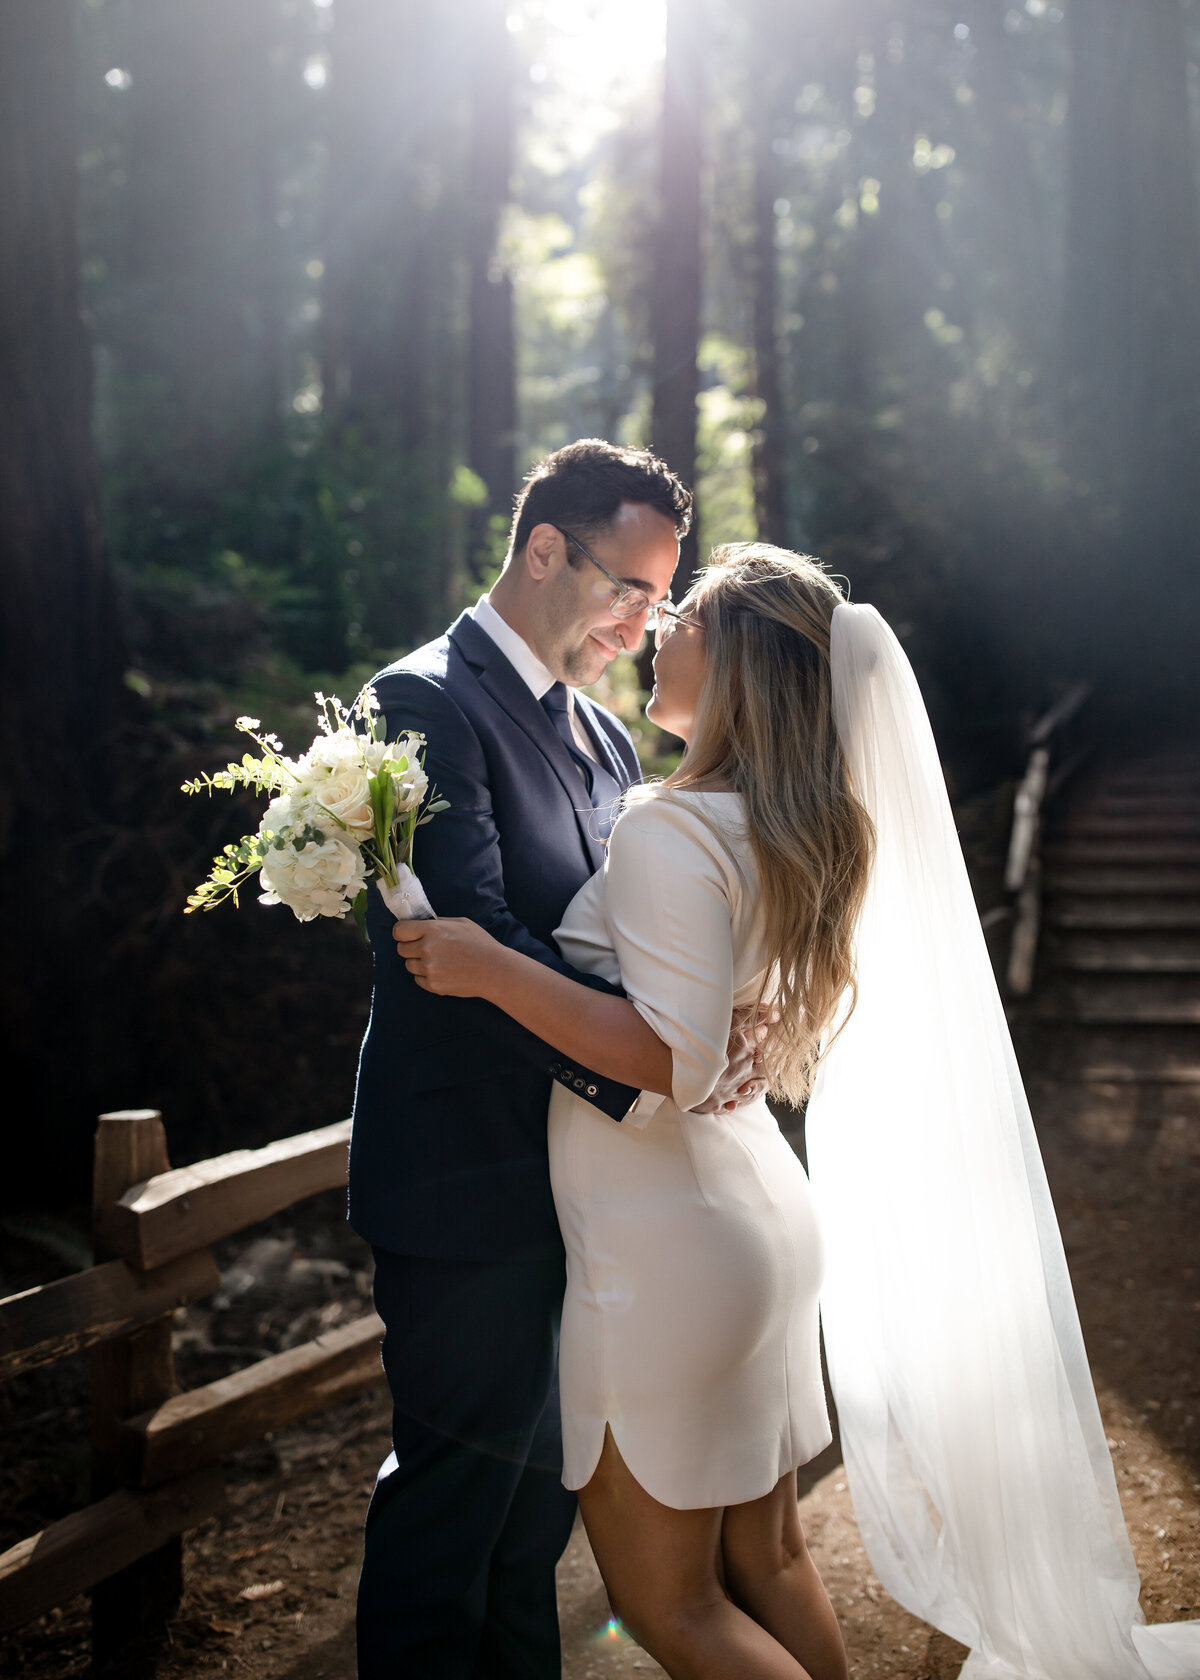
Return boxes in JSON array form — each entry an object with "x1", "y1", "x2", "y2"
[
  {"x1": 448, "y1": 613, "x2": 607, "y2": 869},
  {"x1": 574, "y1": 694, "x2": 634, "y2": 790}
]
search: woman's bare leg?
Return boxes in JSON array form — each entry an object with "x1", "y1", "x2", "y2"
[
  {"x1": 721, "y1": 1474, "x2": 848, "y2": 1680},
  {"x1": 576, "y1": 1428, "x2": 812, "y2": 1679}
]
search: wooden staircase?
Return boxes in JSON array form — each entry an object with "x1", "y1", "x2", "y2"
[{"x1": 1035, "y1": 745, "x2": 1200, "y2": 1086}]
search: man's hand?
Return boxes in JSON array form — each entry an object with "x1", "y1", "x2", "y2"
[{"x1": 690, "y1": 1004, "x2": 775, "y2": 1114}]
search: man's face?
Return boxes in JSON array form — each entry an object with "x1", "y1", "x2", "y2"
[{"x1": 528, "y1": 502, "x2": 680, "y2": 686}]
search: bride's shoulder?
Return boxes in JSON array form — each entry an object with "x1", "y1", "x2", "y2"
[{"x1": 609, "y1": 789, "x2": 748, "y2": 863}]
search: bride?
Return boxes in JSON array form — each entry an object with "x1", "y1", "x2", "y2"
[{"x1": 394, "y1": 545, "x2": 1198, "y2": 1680}]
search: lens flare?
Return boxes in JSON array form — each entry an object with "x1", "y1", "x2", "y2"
[{"x1": 593, "y1": 1615, "x2": 633, "y2": 1646}]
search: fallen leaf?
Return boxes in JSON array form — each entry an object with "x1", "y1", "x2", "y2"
[
  {"x1": 231, "y1": 1543, "x2": 272, "y2": 1563},
  {"x1": 208, "y1": 1620, "x2": 241, "y2": 1636}
]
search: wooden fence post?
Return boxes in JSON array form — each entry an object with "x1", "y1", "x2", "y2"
[{"x1": 90, "y1": 1110, "x2": 181, "y2": 1662}]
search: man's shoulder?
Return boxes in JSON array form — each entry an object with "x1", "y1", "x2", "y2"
[
  {"x1": 373, "y1": 632, "x2": 454, "y2": 689},
  {"x1": 371, "y1": 611, "x2": 484, "y2": 696}
]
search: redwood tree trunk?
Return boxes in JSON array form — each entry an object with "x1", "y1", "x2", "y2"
[
  {"x1": 323, "y1": 0, "x2": 462, "y2": 645},
  {"x1": 464, "y1": 0, "x2": 517, "y2": 580},
  {"x1": 112, "y1": 0, "x2": 282, "y2": 533},
  {"x1": 0, "y1": 0, "x2": 123, "y2": 852},
  {"x1": 1063, "y1": 0, "x2": 1200, "y2": 517},
  {"x1": 747, "y1": 0, "x2": 790, "y2": 547},
  {"x1": 0, "y1": 0, "x2": 126, "y2": 1194},
  {"x1": 1062, "y1": 0, "x2": 1200, "y2": 676},
  {"x1": 650, "y1": 0, "x2": 703, "y2": 594}
]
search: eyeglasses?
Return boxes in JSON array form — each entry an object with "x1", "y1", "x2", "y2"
[
  {"x1": 551, "y1": 523, "x2": 699, "y2": 641},
  {"x1": 652, "y1": 605, "x2": 703, "y2": 649}
]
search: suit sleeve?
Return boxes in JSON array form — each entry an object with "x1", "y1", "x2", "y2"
[{"x1": 371, "y1": 667, "x2": 640, "y2": 1121}]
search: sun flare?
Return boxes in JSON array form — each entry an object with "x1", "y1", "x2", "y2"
[{"x1": 511, "y1": 0, "x2": 666, "y2": 110}]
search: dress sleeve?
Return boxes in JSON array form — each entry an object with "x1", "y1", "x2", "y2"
[{"x1": 602, "y1": 798, "x2": 737, "y2": 1113}]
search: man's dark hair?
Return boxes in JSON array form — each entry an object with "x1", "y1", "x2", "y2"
[{"x1": 508, "y1": 439, "x2": 692, "y2": 559}]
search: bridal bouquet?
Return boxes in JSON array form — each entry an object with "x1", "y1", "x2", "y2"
[{"x1": 182, "y1": 687, "x2": 447, "y2": 928}]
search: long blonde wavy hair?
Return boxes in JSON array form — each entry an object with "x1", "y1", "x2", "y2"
[{"x1": 656, "y1": 544, "x2": 874, "y2": 1106}]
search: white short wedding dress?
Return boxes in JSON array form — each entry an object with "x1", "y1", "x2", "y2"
[{"x1": 549, "y1": 790, "x2": 831, "y2": 1511}]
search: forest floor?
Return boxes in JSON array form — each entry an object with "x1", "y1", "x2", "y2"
[{"x1": 2, "y1": 1062, "x2": 1197, "y2": 1680}]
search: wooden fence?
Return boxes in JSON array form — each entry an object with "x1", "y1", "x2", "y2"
[
  {"x1": 0, "y1": 1109, "x2": 384, "y2": 1659},
  {"x1": 1005, "y1": 681, "x2": 1093, "y2": 995}
]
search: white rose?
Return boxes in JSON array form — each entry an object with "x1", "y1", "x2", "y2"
[
  {"x1": 311, "y1": 763, "x2": 375, "y2": 836},
  {"x1": 258, "y1": 828, "x2": 367, "y2": 921}
]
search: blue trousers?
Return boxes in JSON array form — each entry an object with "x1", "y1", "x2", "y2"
[{"x1": 356, "y1": 1245, "x2": 578, "y2": 1679}]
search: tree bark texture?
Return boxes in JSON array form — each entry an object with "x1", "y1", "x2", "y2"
[
  {"x1": 746, "y1": 0, "x2": 791, "y2": 546},
  {"x1": 1063, "y1": 0, "x2": 1200, "y2": 517},
  {"x1": 113, "y1": 0, "x2": 282, "y2": 502},
  {"x1": 464, "y1": 0, "x2": 517, "y2": 579},
  {"x1": 0, "y1": 0, "x2": 123, "y2": 855},
  {"x1": 323, "y1": 0, "x2": 463, "y2": 643},
  {"x1": 650, "y1": 0, "x2": 704, "y2": 593}
]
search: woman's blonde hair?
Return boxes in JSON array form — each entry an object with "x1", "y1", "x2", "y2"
[{"x1": 659, "y1": 543, "x2": 874, "y2": 1106}]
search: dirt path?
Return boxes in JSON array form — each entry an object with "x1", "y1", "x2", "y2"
[{"x1": 3, "y1": 1068, "x2": 1196, "y2": 1680}]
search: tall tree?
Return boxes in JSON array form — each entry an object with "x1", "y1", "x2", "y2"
[
  {"x1": 650, "y1": 0, "x2": 704, "y2": 591},
  {"x1": 1063, "y1": 1, "x2": 1200, "y2": 525},
  {"x1": 323, "y1": 0, "x2": 463, "y2": 647},
  {"x1": 745, "y1": 0, "x2": 794, "y2": 546},
  {"x1": 0, "y1": 0, "x2": 125, "y2": 1184},
  {"x1": 464, "y1": 0, "x2": 517, "y2": 580},
  {"x1": 107, "y1": 0, "x2": 284, "y2": 561},
  {"x1": 1062, "y1": 0, "x2": 1200, "y2": 676},
  {"x1": 0, "y1": 0, "x2": 124, "y2": 844}
]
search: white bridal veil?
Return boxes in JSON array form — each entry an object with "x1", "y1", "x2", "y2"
[{"x1": 804, "y1": 604, "x2": 1200, "y2": 1680}]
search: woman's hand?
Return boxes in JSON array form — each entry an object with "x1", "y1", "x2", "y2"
[{"x1": 392, "y1": 917, "x2": 511, "y2": 998}]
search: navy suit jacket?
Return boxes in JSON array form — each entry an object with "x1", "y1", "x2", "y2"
[{"x1": 348, "y1": 609, "x2": 642, "y2": 1260}]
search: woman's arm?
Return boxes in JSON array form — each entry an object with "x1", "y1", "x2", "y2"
[{"x1": 393, "y1": 918, "x2": 675, "y2": 1095}]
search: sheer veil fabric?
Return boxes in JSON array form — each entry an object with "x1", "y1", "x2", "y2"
[{"x1": 804, "y1": 603, "x2": 1200, "y2": 1680}]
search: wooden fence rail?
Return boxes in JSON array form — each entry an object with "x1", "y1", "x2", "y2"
[
  {"x1": 1005, "y1": 681, "x2": 1093, "y2": 995},
  {"x1": 0, "y1": 1109, "x2": 381, "y2": 1657}
]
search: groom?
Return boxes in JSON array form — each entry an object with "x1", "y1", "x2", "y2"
[{"x1": 351, "y1": 439, "x2": 762, "y2": 1678}]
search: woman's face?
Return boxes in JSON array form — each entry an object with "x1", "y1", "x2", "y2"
[{"x1": 646, "y1": 601, "x2": 707, "y2": 742}]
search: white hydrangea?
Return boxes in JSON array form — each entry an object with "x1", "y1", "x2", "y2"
[
  {"x1": 258, "y1": 828, "x2": 367, "y2": 921},
  {"x1": 256, "y1": 794, "x2": 367, "y2": 920}
]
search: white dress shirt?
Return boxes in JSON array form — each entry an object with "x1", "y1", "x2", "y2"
[{"x1": 473, "y1": 595, "x2": 598, "y2": 764}]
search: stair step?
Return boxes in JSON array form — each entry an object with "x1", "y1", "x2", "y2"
[
  {"x1": 1042, "y1": 867, "x2": 1200, "y2": 896},
  {"x1": 1035, "y1": 976, "x2": 1200, "y2": 1025},
  {"x1": 1044, "y1": 842, "x2": 1200, "y2": 866},
  {"x1": 1046, "y1": 897, "x2": 1200, "y2": 930},
  {"x1": 1047, "y1": 932, "x2": 1200, "y2": 973},
  {"x1": 1028, "y1": 1026, "x2": 1200, "y2": 1084},
  {"x1": 1051, "y1": 817, "x2": 1200, "y2": 840},
  {"x1": 1099, "y1": 780, "x2": 1200, "y2": 799},
  {"x1": 1071, "y1": 795, "x2": 1200, "y2": 812}
]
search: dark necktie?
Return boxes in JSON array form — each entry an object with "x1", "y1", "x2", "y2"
[
  {"x1": 541, "y1": 682, "x2": 596, "y2": 793},
  {"x1": 541, "y1": 682, "x2": 624, "y2": 839}
]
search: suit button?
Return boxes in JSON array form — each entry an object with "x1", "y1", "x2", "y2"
[
  {"x1": 586, "y1": 1084, "x2": 598, "y2": 1097},
  {"x1": 548, "y1": 1062, "x2": 560, "y2": 1077},
  {"x1": 573, "y1": 1077, "x2": 585, "y2": 1090},
  {"x1": 561, "y1": 1068, "x2": 574, "y2": 1081}
]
